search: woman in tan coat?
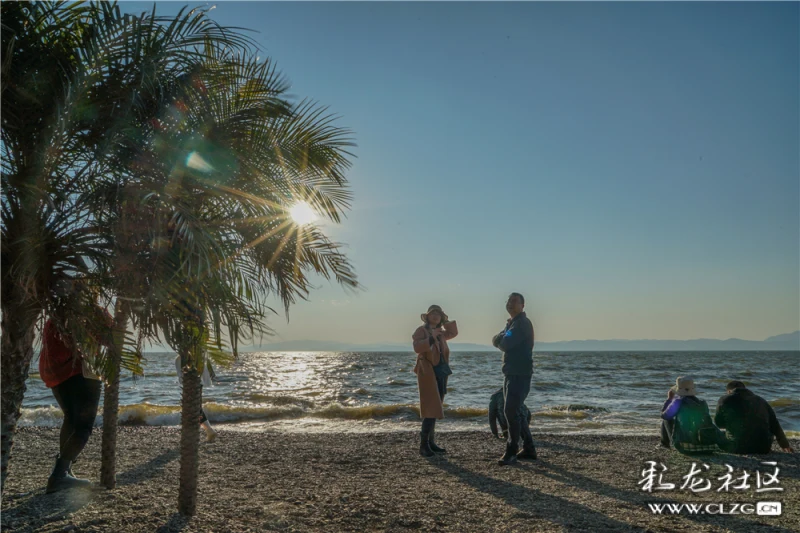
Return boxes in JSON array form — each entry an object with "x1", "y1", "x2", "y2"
[{"x1": 412, "y1": 305, "x2": 458, "y2": 457}]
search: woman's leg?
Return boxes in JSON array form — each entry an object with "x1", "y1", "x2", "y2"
[
  {"x1": 428, "y1": 376, "x2": 447, "y2": 453},
  {"x1": 46, "y1": 375, "x2": 99, "y2": 492},
  {"x1": 59, "y1": 375, "x2": 101, "y2": 462},
  {"x1": 50, "y1": 381, "x2": 73, "y2": 458},
  {"x1": 419, "y1": 418, "x2": 435, "y2": 456},
  {"x1": 660, "y1": 419, "x2": 674, "y2": 448}
]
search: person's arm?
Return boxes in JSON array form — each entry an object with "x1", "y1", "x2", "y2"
[
  {"x1": 201, "y1": 364, "x2": 212, "y2": 388},
  {"x1": 489, "y1": 403, "x2": 499, "y2": 437},
  {"x1": 767, "y1": 404, "x2": 794, "y2": 452},
  {"x1": 661, "y1": 397, "x2": 681, "y2": 421},
  {"x1": 412, "y1": 327, "x2": 433, "y2": 354},
  {"x1": 497, "y1": 318, "x2": 532, "y2": 352},
  {"x1": 492, "y1": 331, "x2": 505, "y2": 348},
  {"x1": 175, "y1": 356, "x2": 183, "y2": 386},
  {"x1": 441, "y1": 320, "x2": 458, "y2": 341},
  {"x1": 498, "y1": 410, "x2": 509, "y2": 435},
  {"x1": 714, "y1": 397, "x2": 727, "y2": 429}
]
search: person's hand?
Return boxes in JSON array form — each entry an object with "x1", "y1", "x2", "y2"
[
  {"x1": 667, "y1": 389, "x2": 675, "y2": 400},
  {"x1": 492, "y1": 333, "x2": 504, "y2": 347},
  {"x1": 783, "y1": 446, "x2": 794, "y2": 453},
  {"x1": 501, "y1": 430, "x2": 509, "y2": 441}
]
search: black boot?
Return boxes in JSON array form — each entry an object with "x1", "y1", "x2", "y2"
[
  {"x1": 46, "y1": 455, "x2": 92, "y2": 494},
  {"x1": 419, "y1": 432, "x2": 434, "y2": 457},
  {"x1": 428, "y1": 429, "x2": 446, "y2": 454},
  {"x1": 517, "y1": 443, "x2": 537, "y2": 460},
  {"x1": 498, "y1": 442, "x2": 518, "y2": 466}
]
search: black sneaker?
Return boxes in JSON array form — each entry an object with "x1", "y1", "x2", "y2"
[
  {"x1": 517, "y1": 446, "x2": 537, "y2": 460},
  {"x1": 46, "y1": 457, "x2": 92, "y2": 494},
  {"x1": 498, "y1": 451, "x2": 518, "y2": 466}
]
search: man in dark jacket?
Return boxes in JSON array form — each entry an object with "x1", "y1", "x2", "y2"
[
  {"x1": 489, "y1": 387, "x2": 531, "y2": 442},
  {"x1": 715, "y1": 381, "x2": 794, "y2": 454},
  {"x1": 492, "y1": 292, "x2": 536, "y2": 465}
]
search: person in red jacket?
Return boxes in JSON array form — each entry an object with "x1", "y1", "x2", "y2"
[{"x1": 39, "y1": 315, "x2": 106, "y2": 493}]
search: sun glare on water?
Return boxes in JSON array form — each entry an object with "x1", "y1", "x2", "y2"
[{"x1": 289, "y1": 202, "x2": 318, "y2": 225}]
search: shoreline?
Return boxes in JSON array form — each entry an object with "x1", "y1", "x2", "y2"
[{"x1": 2, "y1": 428, "x2": 798, "y2": 532}]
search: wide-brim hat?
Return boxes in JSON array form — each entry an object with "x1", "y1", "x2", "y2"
[
  {"x1": 674, "y1": 376, "x2": 697, "y2": 397},
  {"x1": 421, "y1": 304, "x2": 448, "y2": 324}
]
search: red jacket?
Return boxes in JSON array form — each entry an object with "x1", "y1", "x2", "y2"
[{"x1": 39, "y1": 319, "x2": 82, "y2": 388}]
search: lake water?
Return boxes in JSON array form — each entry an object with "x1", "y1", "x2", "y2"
[{"x1": 20, "y1": 351, "x2": 800, "y2": 436}]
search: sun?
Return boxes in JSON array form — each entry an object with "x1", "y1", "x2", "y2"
[{"x1": 289, "y1": 202, "x2": 318, "y2": 225}]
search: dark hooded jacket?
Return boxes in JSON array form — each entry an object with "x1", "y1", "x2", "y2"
[{"x1": 715, "y1": 388, "x2": 791, "y2": 454}]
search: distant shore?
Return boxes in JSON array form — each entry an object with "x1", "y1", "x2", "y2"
[{"x1": 2, "y1": 428, "x2": 798, "y2": 532}]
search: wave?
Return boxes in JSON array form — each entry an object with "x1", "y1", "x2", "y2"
[
  {"x1": 545, "y1": 404, "x2": 611, "y2": 413},
  {"x1": 18, "y1": 402, "x2": 491, "y2": 427},
  {"x1": 238, "y1": 394, "x2": 316, "y2": 408},
  {"x1": 769, "y1": 398, "x2": 800, "y2": 408},
  {"x1": 534, "y1": 404, "x2": 610, "y2": 420},
  {"x1": 532, "y1": 381, "x2": 563, "y2": 391},
  {"x1": 627, "y1": 382, "x2": 658, "y2": 388},
  {"x1": 536, "y1": 410, "x2": 590, "y2": 420}
]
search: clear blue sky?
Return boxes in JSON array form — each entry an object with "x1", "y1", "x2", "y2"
[{"x1": 126, "y1": 2, "x2": 799, "y2": 345}]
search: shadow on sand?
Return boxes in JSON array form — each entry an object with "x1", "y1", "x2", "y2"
[
  {"x1": 117, "y1": 448, "x2": 180, "y2": 486},
  {"x1": 1, "y1": 486, "x2": 96, "y2": 532},
  {"x1": 535, "y1": 458, "x2": 797, "y2": 533},
  {"x1": 431, "y1": 457, "x2": 647, "y2": 532}
]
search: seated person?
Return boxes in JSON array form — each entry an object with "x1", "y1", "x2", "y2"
[
  {"x1": 489, "y1": 387, "x2": 531, "y2": 442},
  {"x1": 715, "y1": 381, "x2": 794, "y2": 454},
  {"x1": 660, "y1": 377, "x2": 723, "y2": 454}
]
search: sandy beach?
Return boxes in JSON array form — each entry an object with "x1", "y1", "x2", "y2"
[{"x1": 1, "y1": 428, "x2": 798, "y2": 532}]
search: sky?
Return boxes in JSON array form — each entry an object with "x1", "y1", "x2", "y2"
[{"x1": 124, "y1": 2, "x2": 799, "y2": 345}]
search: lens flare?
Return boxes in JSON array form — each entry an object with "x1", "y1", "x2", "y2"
[
  {"x1": 289, "y1": 202, "x2": 317, "y2": 225},
  {"x1": 186, "y1": 151, "x2": 214, "y2": 173}
]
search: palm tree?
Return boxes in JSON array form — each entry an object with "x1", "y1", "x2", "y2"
[
  {"x1": 1, "y1": 1, "x2": 113, "y2": 490},
  {"x1": 80, "y1": 4, "x2": 261, "y2": 491},
  {"x1": 1, "y1": 1, "x2": 255, "y2": 491},
  {"x1": 117, "y1": 46, "x2": 360, "y2": 515}
]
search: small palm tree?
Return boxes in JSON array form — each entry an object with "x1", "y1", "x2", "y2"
[{"x1": 122, "y1": 45, "x2": 359, "y2": 515}]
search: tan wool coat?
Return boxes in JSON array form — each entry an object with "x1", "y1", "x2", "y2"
[{"x1": 412, "y1": 321, "x2": 458, "y2": 419}]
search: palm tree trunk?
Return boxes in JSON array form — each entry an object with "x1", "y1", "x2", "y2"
[
  {"x1": 177, "y1": 355, "x2": 203, "y2": 516},
  {"x1": 0, "y1": 296, "x2": 40, "y2": 493},
  {"x1": 99, "y1": 300, "x2": 129, "y2": 489}
]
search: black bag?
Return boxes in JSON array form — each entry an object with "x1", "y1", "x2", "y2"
[
  {"x1": 427, "y1": 326, "x2": 453, "y2": 378},
  {"x1": 434, "y1": 360, "x2": 453, "y2": 378}
]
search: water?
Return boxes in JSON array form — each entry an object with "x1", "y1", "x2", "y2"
[{"x1": 20, "y1": 351, "x2": 800, "y2": 436}]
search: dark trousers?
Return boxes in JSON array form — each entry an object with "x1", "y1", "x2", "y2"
[
  {"x1": 660, "y1": 419, "x2": 674, "y2": 447},
  {"x1": 421, "y1": 375, "x2": 448, "y2": 433},
  {"x1": 504, "y1": 374, "x2": 534, "y2": 451},
  {"x1": 51, "y1": 374, "x2": 102, "y2": 462}
]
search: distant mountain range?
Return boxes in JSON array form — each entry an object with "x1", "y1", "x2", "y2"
[{"x1": 239, "y1": 330, "x2": 800, "y2": 352}]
